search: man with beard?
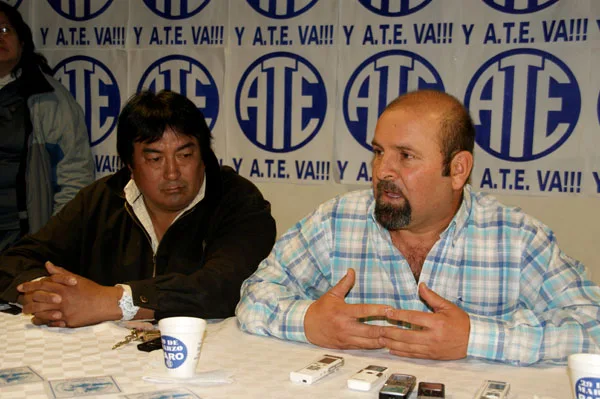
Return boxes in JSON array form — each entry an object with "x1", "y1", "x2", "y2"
[
  {"x1": 0, "y1": 90, "x2": 276, "y2": 327},
  {"x1": 236, "y1": 90, "x2": 600, "y2": 366}
]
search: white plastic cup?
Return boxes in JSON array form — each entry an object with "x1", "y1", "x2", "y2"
[
  {"x1": 158, "y1": 317, "x2": 207, "y2": 379},
  {"x1": 568, "y1": 353, "x2": 600, "y2": 399}
]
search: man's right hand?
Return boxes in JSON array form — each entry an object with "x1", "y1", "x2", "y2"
[
  {"x1": 17, "y1": 261, "x2": 78, "y2": 325},
  {"x1": 303, "y1": 268, "x2": 390, "y2": 349}
]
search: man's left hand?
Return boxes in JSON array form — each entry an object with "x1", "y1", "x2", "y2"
[
  {"x1": 379, "y1": 283, "x2": 470, "y2": 360},
  {"x1": 17, "y1": 261, "x2": 123, "y2": 328}
]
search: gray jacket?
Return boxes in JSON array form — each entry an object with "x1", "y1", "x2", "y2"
[{"x1": 23, "y1": 69, "x2": 95, "y2": 233}]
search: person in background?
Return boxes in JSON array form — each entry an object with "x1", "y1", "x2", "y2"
[
  {"x1": 236, "y1": 89, "x2": 600, "y2": 366},
  {"x1": 0, "y1": 89, "x2": 276, "y2": 327},
  {"x1": 0, "y1": 2, "x2": 94, "y2": 252}
]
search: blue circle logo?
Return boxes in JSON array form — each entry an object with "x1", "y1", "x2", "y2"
[
  {"x1": 236, "y1": 52, "x2": 327, "y2": 153},
  {"x1": 46, "y1": 0, "x2": 112, "y2": 21},
  {"x1": 482, "y1": 0, "x2": 558, "y2": 14},
  {"x1": 575, "y1": 377, "x2": 600, "y2": 399},
  {"x1": 597, "y1": 90, "x2": 600, "y2": 128},
  {"x1": 52, "y1": 56, "x2": 121, "y2": 147},
  {"x1": 161, "y1": 335, "x2": 188, "y2": 369},
  {"x1": 246, "y1": 0, "x2": 318, "y2": 19},
  {"x1": 137, "y1": 55, "x2": 220, "y2": 131},
  {"x1": 143, "y1": 0, "x2": 211, "y2": 20},
  {"x1": 343, "y1": 50, "x2": 444, "y2": 151},
  {"x1": 465, "y1": 48, "x2": 580, "y2": 162},
  {"x1": 358, "y1": 0, "x2": 432, "y2": 17}
]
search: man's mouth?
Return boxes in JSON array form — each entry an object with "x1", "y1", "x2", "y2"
[{"x1": 162, "y1": 186, "x2": 184, "y2": 193}]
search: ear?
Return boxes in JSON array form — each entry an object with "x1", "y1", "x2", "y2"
[{"x1": 449, "y1": 151, "x2": 473, "y2": 190}]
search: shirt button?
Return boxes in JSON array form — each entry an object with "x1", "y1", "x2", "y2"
[{"x1": 139, "y1": 295, "x2": 149, "y2": 303}]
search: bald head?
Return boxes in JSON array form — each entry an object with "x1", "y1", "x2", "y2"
[{"x1": 383, "y1": 90, "x2": 475, "y2": 176}]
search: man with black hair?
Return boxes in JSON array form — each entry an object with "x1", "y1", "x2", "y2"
[{"x1": 0, "y1": 90, "x2": 276, "y2": 327}]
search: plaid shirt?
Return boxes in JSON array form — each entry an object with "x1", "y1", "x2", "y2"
[{"x1": 236, "y1": 185, "x2": 600, "y2": 365}]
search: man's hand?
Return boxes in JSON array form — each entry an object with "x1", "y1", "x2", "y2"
[
  {"x1": 379, "y1": 283, "x2": 470, "y2": 360},
  {"x1": 304, "y1": 268, "x2": 391, "y2": 350},
  {"x1": 17, "y1": 261, "x2": 123, "y2": 328}
]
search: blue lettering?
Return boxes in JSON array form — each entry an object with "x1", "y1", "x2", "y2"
[
  {"x1": 462, "y1": 24, "x2": 474, "y2": 45},
  {"x1": 232, "y1": 158, "x2": 243, "y2": 174},
  {"x1": 356, "y1": 162, "x2": 371, "y2": 182},
  {"x1": 593, "y1": 172, "x2": 600, "y2": 193},
  {"x1": 480, "y1": 167, "x2": 494, "y2": 189},
  {"x1": 337, "y1": 160, "x2": 348, "y2": 180},
  {"x1": 234, "y1": 26, "x2": 245, "y2": 46},
  {"x1": 342, "y1": 25, "x2": 354, "y2": 45},
  {"x1": 250, "y1": 159, "x2": 261, "y2": 177}
]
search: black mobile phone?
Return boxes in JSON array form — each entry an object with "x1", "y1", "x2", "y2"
[
  {"x1": 379, "y1": 373, "x2": 416, "y2": 399},
  {"x1": 418, "y1": 382, "x2": 445, "y2": 399},
  {"x1": 0, "y1": 301, "x2": 21, "y2": 315},
  {"x1": 137, "y1": 337, "x2": 162, "y2": 352}
]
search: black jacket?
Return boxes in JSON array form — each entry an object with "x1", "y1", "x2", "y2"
[{"x1": 0, "y1": 153, "x2": 276, "y2": 320}]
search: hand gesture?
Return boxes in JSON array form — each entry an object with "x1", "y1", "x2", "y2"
[
  {"x1": 304, "y1": 268, "x2": 391, "y2": 349},
  {"x1": 379, "y1": 283, "x2": 470, "y2": 360},
  {"x1": 17, "y1": 261, "x2": 123, "y2": 327}
]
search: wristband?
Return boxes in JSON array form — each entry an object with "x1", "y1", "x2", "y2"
[{"x1": 116, "y1": 284, "x2": 139, "y2": 321}]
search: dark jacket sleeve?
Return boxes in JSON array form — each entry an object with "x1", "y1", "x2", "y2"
[
  {"x1": 0, "y1": 187, "x2": 87, "y2": 302},
  {"x1": 128, "y1": 173, "x2": 277, "y2": 320}
]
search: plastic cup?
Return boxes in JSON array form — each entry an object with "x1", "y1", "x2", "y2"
[
  {"x1": 158, "y1": 317, "x2": 207, "y2": 379},
  {"x1": 568, "y1": 353, "x2": 600, "y2": 399}
]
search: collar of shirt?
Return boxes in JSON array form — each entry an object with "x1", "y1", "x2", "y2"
[
  {"x1": 123, "y1": 173, "x2": 206, "y2": 254},
  {"x1": 367, "y1": 184, "x2": 473, "y2": 245},
  {"x1": 0, "y1": 73, "x2": 17, "y2": 90}
]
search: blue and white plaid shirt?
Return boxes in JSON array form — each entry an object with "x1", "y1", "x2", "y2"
[{"x1": 236, "y1": 185, "x2": 600, "y2": 365}]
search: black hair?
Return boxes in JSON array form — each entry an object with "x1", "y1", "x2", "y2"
[
  {"x1": 116, "y1": 90, "x2": 214, "y2": 168},
  {"x1": 0, "y1": 2, "x2": 52, "y2": 76}
]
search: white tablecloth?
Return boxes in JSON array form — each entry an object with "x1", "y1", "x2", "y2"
[{"x1": 0, "y1": 313, "x2": 571, "y2": 398}]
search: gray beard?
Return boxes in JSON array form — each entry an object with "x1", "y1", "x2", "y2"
[{"x1": 374, "y1": 181, "x2": 411, "y2": 230}]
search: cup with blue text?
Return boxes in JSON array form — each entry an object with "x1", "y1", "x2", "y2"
[
  {"x1": 158, "y1": 317, "x2": 207, "y2": 378},
  {"x1": 568, "y1": 353, "x2": 600, "y2": 399}
]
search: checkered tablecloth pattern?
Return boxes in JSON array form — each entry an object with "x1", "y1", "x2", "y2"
[{"x1": 0, "y1": 313, "x2": 571, "y2": 398}]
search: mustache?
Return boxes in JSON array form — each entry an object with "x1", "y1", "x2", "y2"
[{"x1": 377, "y1": 180, "x2": 404, "y2": 196}]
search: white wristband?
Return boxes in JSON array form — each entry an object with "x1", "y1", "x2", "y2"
[{"x1": 116, "y1": 284, "x2": 140, "y2": 321}]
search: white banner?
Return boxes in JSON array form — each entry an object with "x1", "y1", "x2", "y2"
[{"x1": 6, "y1": 0, "x2": 599, "y2": 196}]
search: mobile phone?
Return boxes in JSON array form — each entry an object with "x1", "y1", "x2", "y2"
[
  {"x1": 289, "y1": 354, "x2": 344, "y2": 384},
  {"x1": 379, "y1": 373, "x2": 416, "y2": 398},
  {"x1": 137, "y1": 337, "x2": 162, "y2": 352},
  {"x1": 418, "y1": 382, "x2": 445, "y2": 398},
  {"x1": 474, "y1": 380, "x2": 510, "y2": 399},
  {"x1": 0, "y1": 301, "x2": 21, "y2": 315},
  {"x1": 347, "y1": 364, "x2": 389, "y2": 391}
]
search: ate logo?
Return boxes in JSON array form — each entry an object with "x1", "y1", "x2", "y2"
[
  {"x1": 343, "y1": 49, "x2": 444, "y2": 151},
  {"x1": 137, "y1": 55, "x2": 220, "y2": 130},
  {"x1": 358, "y1": 0, "x2": 432, "y2": 17},
  {"x1": 46, "y1": 0, "x2": 112, "y2": 21},
  {"x1": 236, "y1": 52, "x2": 327, "y2": 153},
  {"x1": 465, "y1": 48, "x2": 580, "y2": 162},
  {"x1": 52, "y1": 56, "x2": 121, "y2": 147},
  {"x1": 142, "y1": 0, "x2": 211, "y2": 20},
  {"x1": 482, "y1": 0, "x2": 559, "y2": 14},
  {"x1": 246, "y1": 0, "x2": 318, "y2": 19}
]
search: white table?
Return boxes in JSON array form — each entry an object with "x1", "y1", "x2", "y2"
[{"x1": 0, "y1": 312, "x2": 571, "y2": 398}]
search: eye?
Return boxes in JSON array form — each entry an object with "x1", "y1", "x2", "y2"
[
  {"x1": 147, "y1": 156, "x2": 161, "y2": 163},
  {"x1": 400, "y1": 152, "x2": 414, "y2": 160},
  {"x1": 372, "y1": 148, "x2": 383, "y2": 157}
]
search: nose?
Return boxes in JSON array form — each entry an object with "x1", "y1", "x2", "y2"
[
  {"x1": 163, "y1": 156, "x2": 181, "y2": 180},
  {"x1": 375, "y1": 153, "x2": 396, "y2": 181}
]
